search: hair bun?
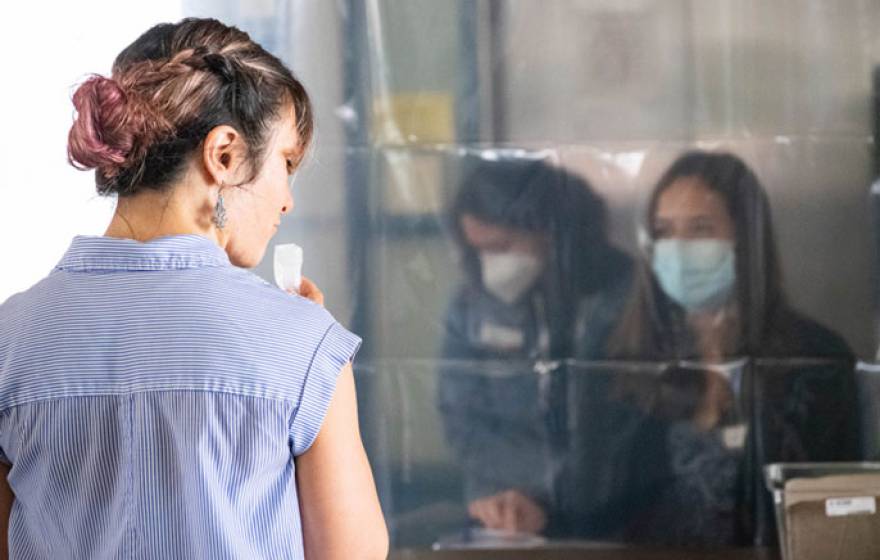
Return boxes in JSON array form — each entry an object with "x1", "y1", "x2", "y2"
[{"x1": 67, "y1": 75, "x2": 139, "y2": 179}]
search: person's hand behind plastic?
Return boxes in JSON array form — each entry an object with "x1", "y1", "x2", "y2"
[
  {"x1": 693, "y1": 369, "x2": 733, "y2": 432},
  {"x1": 288, "y1": 276, "x2": 324, "y2": 307},
  {"x1": 468, "y1": 489, "x2": 547, "y2": 535}
]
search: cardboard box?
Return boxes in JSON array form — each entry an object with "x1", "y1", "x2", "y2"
[{"x1": 783, "y1": 474, "x2": 880, "y2": 560}]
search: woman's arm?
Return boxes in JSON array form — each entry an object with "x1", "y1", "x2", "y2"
[
  {"x1": 0, "y1": 463, "x2": 11, "y2": 560},
  {"x1": 295, "y1": 364, "x2": 388, "y2": 560}
]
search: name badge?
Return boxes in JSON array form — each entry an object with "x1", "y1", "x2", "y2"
[
  {"x1": 722, "y1": 424, "x2": 748, "y2": 450},
  {"x1": 479, "y1": 322, "x2": 525, "y2": 351}
]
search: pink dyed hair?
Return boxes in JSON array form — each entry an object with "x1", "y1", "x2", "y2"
[
  {"x1": 67, "y1": 75, "x2": 168, "y2": 181},
  {"x1": 66, "y1": 18, "x2": 312, "y2": 196}
]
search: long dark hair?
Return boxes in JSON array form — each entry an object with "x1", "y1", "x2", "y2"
[
  {"x1": 450, "y1": 156, "x2": 628, "y2": 299},
  {"x1": 449, "y1": 156, "x2": 626, "y2": 355},
  {"x1": 611, "y1": 150, "x2": 784, "y2": 358},
  {"x1": 650, "y1": 151, "x2": 784, "y2": 337}
]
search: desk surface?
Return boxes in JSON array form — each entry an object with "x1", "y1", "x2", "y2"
[{"x1": 390, "y1": 547, "x2": 778, "y2": 560}]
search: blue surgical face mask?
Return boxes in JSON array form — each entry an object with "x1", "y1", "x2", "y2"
[{"x1": 652, "y1": 239, "x2": 736, "y2": 311}]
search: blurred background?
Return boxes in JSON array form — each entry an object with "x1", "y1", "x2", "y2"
[{"x1": 4, "y1": 0, "x2": 880, "y2": 554}]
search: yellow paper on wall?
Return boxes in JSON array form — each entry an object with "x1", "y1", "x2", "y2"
[{"x1": 372, "y1": 92, "x2": 455, "y2": 144}]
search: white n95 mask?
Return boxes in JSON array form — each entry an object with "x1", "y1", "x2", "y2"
[
  {"x1": 652, "y1": 239, "x2": 735, "y2": 311},
  {"x1": 479, "y1": 252, "x2": 543, "y2": 305}
]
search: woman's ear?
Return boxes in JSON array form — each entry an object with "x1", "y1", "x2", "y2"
[{"x1": 201, "y1": 125, "x2": 244, "y2": 186}]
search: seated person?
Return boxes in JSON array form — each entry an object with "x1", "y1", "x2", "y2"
[
  {"x1": 436, "y1": 156, "x2": 633, "y2": 536},
  {"x1": 602, "y1": 150, "x2": 861, "y2": 546}
]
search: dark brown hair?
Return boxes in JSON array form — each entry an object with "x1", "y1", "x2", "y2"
[
  {"x1": 68, "y1": 18, "x2": 313, "y2": 196},
  {"x1": 609, "y1": 150, "x2": 783, "y2": 359},
  {"x1": 449, "y1": 157, "x2": 623, "y2": 297}
]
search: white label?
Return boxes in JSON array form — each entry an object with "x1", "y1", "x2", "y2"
[
  {"x1": 722, "y1": 424, "x2": 748, "y2": 450},
  {"x1": 825, "y1": 497, "x2": 876, "y2": 517},
  {"x1": 479, "y1": 323, "x2": 525, "y2": 351}
]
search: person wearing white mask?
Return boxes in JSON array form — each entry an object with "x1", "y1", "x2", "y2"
[
  {"x1": 606, "y1": 150, "x2": 860, "y2": 547},
  {"x1": 436, "y1": 157, "x2": 634, "y2": 538}
]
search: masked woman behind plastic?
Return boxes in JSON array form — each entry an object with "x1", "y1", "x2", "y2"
[
  {"x1": 436, "y1": 157, "x2": 633, "y2": 536},
  {"x1": 606, "y1": 150, "x2": 860, "y2": 545},
  {"x1": 0, "y1": 19, "x2": 385, "y2": 560}
]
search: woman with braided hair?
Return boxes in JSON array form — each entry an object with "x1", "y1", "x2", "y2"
[{"x1": 0, "y1": 18, "x2": 386, "y2": 559}]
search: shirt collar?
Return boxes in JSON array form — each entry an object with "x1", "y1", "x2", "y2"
[{"x1": 55, "y1": 235, "x2": 231, "y2": 272}]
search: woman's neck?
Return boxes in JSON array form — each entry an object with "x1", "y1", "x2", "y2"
[
  {"x1": 104, "y1": 182, "x2": 225, "y2": 247},
  {"x1": 686, "y1": 303, "x2": 740, "y2": 362}
]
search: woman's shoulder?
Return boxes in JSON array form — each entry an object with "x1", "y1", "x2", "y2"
[
  {"x1": 171, "y1": 267, "x2": 362, "y2": 381},
  {"x1": 0, "y1": 271, "x2": 70, "y2": 338},
  {"x1": 224, "y1": 267, "x2": 345, "y2": 333},
  {"x1": 764, "y1": 306, "x2": 853, "y2": 359}
]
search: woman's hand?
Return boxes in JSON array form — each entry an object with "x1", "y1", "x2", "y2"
[
  {"x1": 468, "y1": 489, "x2": 547, "y2": 534},
  {"x1": 693, "y1": 370, "x2": 733, "y2": 431},
  {"x1": 288, "y1": 276, "x2": 324, "y2": 306}
]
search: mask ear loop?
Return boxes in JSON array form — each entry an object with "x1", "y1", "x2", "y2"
[{"x1": 639, "y1": 227, "x2": 684, "y2": 358}]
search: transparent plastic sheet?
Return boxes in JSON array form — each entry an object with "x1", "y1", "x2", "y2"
[
  {"x1": 356, "y1": 358, "x2": 862, "y2": 548},
  {"x1": 178, "y1": 0, "x2": 880, "y2": 552},
  {"x1": 857, "y1": 362, "x2": 880, "y2": 461}
]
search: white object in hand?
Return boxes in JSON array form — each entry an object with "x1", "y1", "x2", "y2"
[{"x1": 274, "y1": 243, "x2": 303, "y2": 293}]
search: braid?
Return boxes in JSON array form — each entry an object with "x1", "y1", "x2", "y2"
[{"x1": 68, "y1": 18, "x2": 313, "y2": 196}]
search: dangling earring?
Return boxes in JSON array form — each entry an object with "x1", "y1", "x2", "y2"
[{"x1": 212, "y1": 190, "x2": 228, "y2": 229}]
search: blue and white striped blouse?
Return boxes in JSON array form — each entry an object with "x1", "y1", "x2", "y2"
[{"x1": 0, "y1": 234, "x2": 361, "y2": 559}]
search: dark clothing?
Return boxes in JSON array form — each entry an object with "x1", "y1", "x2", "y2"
[
  {"x1": 606, "y1": 303, "x2": 860, "y2": 547},
  {"x1": 436, "y1": 255, "x2": 634, "y2": 520},
  {"x1": 437, "y1": 250, "x2": 859, "y2": 547}
]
